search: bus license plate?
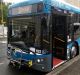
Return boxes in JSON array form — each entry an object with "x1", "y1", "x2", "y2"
[{"x1": 28, "y1": 61, "x2": 32, "y2": 67}]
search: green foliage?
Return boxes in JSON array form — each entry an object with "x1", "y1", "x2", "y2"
[{"x1": 0, "y1": 3, "x2": 11, "y2": 24}]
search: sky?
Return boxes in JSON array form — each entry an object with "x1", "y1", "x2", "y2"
[{"x1": 3, "y1": 0, "x2": 28, "y2": 3}]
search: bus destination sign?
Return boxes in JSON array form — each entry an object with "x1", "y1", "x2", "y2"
[{"x1": 9, "y1": 3, "x2": 43, "y2": 16}]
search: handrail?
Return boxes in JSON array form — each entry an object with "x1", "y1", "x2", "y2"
[
  {"x1": 54, "y1": 37, "x2": 65, "y2": 42},
  {"x1": 43, "y1": 39, "x2": 50, "y2": 44}
]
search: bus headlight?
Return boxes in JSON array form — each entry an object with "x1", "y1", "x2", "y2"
[
  {"x1": 37, "y1": 58, "x2": 44, "y2": 63},
  {"x1": 37, "y1": 59, "x2": 41, "y2": 63}
]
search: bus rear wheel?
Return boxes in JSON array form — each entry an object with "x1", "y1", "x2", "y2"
[{"x1": 71, "y1": 42, "x2": 78, "y2": 58}]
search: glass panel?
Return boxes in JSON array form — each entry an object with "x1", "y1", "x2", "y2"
[
  {"x1": 9, "y1": 16, "x2": 41, "y2": 47},
  {"x1": 41, "y1": 17, "x2": 50, "y2": 51},
  {"x1": 8, "y1": 15, "x2": 50, "y2": 53}
]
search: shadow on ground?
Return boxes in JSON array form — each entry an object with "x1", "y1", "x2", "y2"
[{"x1": 6, "y1": 64, "x2": 47, "y2": 75}]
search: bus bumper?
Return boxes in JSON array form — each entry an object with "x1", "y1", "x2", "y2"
[
  {"x1": 31, "y1": 54, "x2": 52, "y2": 72},
  {"x1": 8, "y1": 50, "x2": 52, "y2": 72}
]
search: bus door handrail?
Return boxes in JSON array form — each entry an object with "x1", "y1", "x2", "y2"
[
  {"x1": 43, "y1": 39, "x2": 50, "y2": 44},
  {"x1": 54, "y1": 37, "x2": 65, "y2": 42}
]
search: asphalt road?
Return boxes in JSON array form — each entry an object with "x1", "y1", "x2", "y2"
[{"x1": 0, "y1": 38, "x2": 46, "y2": 75}]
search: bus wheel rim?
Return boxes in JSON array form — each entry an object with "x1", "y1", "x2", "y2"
[{"x1": 71, "y1": 46, "x2": 77, "y2": 58}]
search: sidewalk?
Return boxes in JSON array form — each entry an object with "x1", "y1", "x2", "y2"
[
  {"x1": 47, "y1": 55, "x2": 80, "y2": 75},
  {"x1": 0, "y1": 37, "x2": 7, "y2": 58},
  {"x1": 58, "y1": 58, "x2": 80, "y2": 75}
]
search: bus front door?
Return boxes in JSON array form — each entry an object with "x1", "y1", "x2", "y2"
[{"x1": 52, "y1": 14, "x2": 67, "y2": 68}]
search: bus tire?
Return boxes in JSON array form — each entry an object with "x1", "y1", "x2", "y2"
[
  {"x1": 70, "y1": 42, "x2": 79, "y2": 58},
  {"x1": 8, "y1": 60, "x2": 14, "y2": 68},
  {"x1": 9, "y1": 60, "x2": 21, "y2": 69}
]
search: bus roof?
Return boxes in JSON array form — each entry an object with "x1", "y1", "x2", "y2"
[
  {"x1": 9, "y1": 0, "x2": 80, "y2": 16},
  {"x1": 9, "y1": 0, "x2": 43, "y2": 8}
]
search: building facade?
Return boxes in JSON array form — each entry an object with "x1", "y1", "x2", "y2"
[{"x1": 64, "y1": 0, "x2": 80, "y2": 8}]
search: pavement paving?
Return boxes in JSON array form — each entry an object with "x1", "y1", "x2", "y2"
[
  {"x1": 47, "y1": 55, "x2": 80, "y2": 75},
  {"x1": 58, "y1": 59, "x2": 80, "y2": 75}
]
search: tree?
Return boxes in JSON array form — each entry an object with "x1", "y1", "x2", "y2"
[{"x1": 0, "y1": 2, "x2": 11, "y2": 24}]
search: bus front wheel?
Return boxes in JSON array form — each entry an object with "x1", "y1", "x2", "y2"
[{"x1": 9, "y1": 60, "x2": 21, "y2": 69}]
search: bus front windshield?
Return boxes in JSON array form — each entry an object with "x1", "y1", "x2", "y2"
[{"x1": 8, "y1": 15, "x2": 50, "y2": 53}]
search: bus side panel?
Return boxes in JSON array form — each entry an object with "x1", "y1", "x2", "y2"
[{"x1": 76, "y1": 38, "x2": 80, "y2": 46}]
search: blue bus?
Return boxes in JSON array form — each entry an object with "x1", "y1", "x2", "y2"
[{"x1": 7, "y1": 0, "x2": 80, "y2": 72}]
